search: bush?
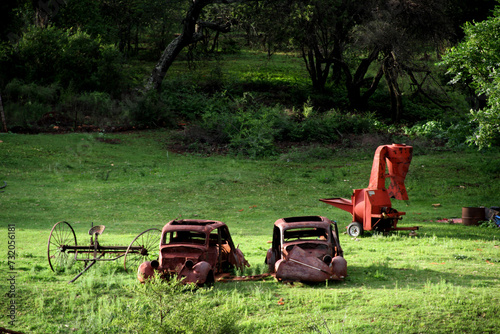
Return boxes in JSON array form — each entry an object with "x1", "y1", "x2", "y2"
[
  {"x1": 126, "y1": 91, "x2": 176, "y2": 128},
  {"x1": 12, "y1": 25, "x2": 65, "y2": 85},
  {"x1": 7, "y1": 25, "x2": 123, "y2": 94},
  {"x1": 4, "y1": 101, "x2": 51, "y2": 128},
  {"x1": 3, "y1": 79, "x2": 60, "y2": 128},
  {"x1": 402, "y1": 118, "x2": 474, "y2": 148},
  {"x1": 174, "y1": 93, "x2": 384, "y2": 157},
  {"x1": 4, "y1": 79, "x2": 60, "y2": 104},
  {"x1": 57, "y1": 91, "x2": 122, "y2": 128}
]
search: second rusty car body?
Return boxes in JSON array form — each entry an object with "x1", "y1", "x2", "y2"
[
  {"x1": 265, "y1": 216, "x2": 347, "y2": 282},
  {"x1": 137, "y1": 219, "x2": 249, "y2": 285}
]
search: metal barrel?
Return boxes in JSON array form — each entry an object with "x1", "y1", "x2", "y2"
[{"x1": 462, "y1": 207, "x2": 485, "y2": 226}]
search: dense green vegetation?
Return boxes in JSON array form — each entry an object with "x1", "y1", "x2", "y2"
[
  {"x1": 1, "y1": 2, "x2": 500, "y2": 333},
  {"x1": 0, "y1": 0, "x2": 499, "y2": 150},
  {"x1": 0, "y1": 132, "x2": 499, "y2": 333}
]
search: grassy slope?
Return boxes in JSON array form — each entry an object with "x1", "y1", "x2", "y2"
[{"x1": 1, "y1": 132, "x2": 499, "y2": 333}]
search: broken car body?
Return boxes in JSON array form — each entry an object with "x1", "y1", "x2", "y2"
[
  {"x1": 137, "y1": 219, "x2": 249, "y2": 285},
  {"x1": 265, "y1": 216, "x2": 347, "y2": 283}
]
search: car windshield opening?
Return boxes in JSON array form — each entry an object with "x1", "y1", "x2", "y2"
[{"x1": 283, "y1": 227, "x2": 328, "y2": 242}]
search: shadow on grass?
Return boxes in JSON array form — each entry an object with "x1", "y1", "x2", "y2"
[
  {"x1": 359, "y1": 222, "x2": 500, "y2": 242},
  {"x1": 340, "y1": 264, "x2": 497, "y2": 289}
]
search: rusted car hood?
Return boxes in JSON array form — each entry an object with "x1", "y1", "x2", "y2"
[{"x1": 275, "y1": 246, "x2": 347, "y2": 283}]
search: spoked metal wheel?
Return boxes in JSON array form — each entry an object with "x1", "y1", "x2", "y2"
[
  {"x1": 124, "y1": 228, "x2": 161, "y2": 271},
  {"x1": 47, "y1": 221, "x2": 77, "y2": 272},
  {"x1": 347, "y1": 222, "x2": 363, "y2": 237}
]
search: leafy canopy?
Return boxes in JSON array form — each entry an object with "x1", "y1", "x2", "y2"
[{"x1": 440, "y1": 3, "x2": 500, "y2": 148}]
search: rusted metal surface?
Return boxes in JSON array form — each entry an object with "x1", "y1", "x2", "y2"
[
  {"x1": 265, "y1": 216, "x2": 347, "y2": 283},
  {"x1": 47, "y1": 221, "x2": 160, "y2": 283},
  {"x1": 137, "y1": 219, "x2": 250, "y2": 285},
  {"x1": 462, "y1": 207, "x2": 486, "y2": 226},
  {"x1": 320, "y1": 144, "x2": 419, "y2": 237}
]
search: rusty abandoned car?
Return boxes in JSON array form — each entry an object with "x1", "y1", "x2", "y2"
[
  {"x1": 265, "y1": 216, "x2": 347, "y2": 283},
  {"x1": 137, "y1": 219, "x2": 249, "y2": 285}
]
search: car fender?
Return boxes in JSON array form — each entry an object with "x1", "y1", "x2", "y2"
[
  {"x1": 178, "y1": 260, "x2": 212, "y2": 285},
  {"x1": 330, "y1": 256, "x2": 347, "y2": 279},
  {"x1": 137, "y1": 260, "x2": 159, "y2": 283}
]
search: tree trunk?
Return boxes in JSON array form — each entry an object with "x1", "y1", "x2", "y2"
[
  {"x1": 0, "y1": 91, "x2": 7, "y2": 132},
  {"x1": 302, "y1": 47, "x2": 331, "y2": 91},
  {"x1": 341, "y1": 47, "x2": 381, "y2": 110},
  {"x1": 145, "y1": 0, "x2": 253, "y2": 92},
  {"x1": 382, "y1": 53, "x2": 403, "y2": 122},
  {"x1": 146, "y1": 0, "x2": 213, "y2": 92}
]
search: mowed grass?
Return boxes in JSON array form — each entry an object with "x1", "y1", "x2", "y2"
[{"x1": 1, "y1": 131, "x2": 499, "y2": 333}]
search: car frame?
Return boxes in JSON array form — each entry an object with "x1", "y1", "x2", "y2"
[
  {"x1": 137, "y1": 219, "x2": 249, "y2": 285},
  {"x1": 265, "y1": 215, "x2": 347, "y2": 282}
]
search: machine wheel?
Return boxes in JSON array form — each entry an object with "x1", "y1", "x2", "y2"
[
  {"x1": 47, "y1": 221, "x2": 77, "y2": 272},
  {"x1": 124, "y1": 228, "x2": 161, "y2": 271},
  {"x1": 347, "y1": 222, "x2": 363, "y2": 237}
]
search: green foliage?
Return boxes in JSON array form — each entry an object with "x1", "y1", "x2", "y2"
[
  {"x1": 479, "y1": 220, "x2": 499, "y2": 229},
  {"x1": 402, "y1": 119, "x2": 475, "y2": 148},
  {"x1": 439, "y1": 4, "x2": 500, "y2": 148},
  {"x1": 174, "y1": 91, "x2": 382, "y2": 157},
  {"x1": 4, "y1": 79, "x2": 60, "y2": 105},
  {"x1": 131, "y1": 274, "x2": 239, "y2": 333},
  {"x1": 58, "y1": 91, "x2": 123, "y2": 128},
  {"x1": 3, "y1": 79, "x2": 60, "y2": 127},
  {"x1": 4, "y1": 101, "x2": 51, "y2": 128},
  {"x1": 220, "y1": 38, "x2": 241, "y2": 54},
  {"x1": 124, "y1": 91, "x2": 175, "y2": 128},
  {"x1": 6, "y1": 25, "x2": 124, "y2": 94}
]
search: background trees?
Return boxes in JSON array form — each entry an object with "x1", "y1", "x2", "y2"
[
  {"x1": 440, "y1": 5, "x2": 500, "y2": 148},
  {"x1": 0, "y1": 0, "x2": 498, "y2": 150}
]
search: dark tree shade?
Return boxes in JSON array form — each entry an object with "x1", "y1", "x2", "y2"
[
  {"x1": 448, "y1": 0, "x2": 499, "y2": 40},
  {"x1": 0, "y1": 0, "x2": 22, "y2": 42}
]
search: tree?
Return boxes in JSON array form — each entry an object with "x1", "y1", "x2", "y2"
[
  {"x1": 351, "y1": 0, "x2": 454, "y2": 120},
  {"x1": 146, "y1": 0, "x2": 250, "y2": 92},
  {"x1": 238, "y1": 0, "x2": 453, "y2": 120},
  {"x1": 0, "y1": 91, "x2": 7, "y2": 132},
  {"x1": 440, "y1": 3, "x2": 500, "y2": 148}
]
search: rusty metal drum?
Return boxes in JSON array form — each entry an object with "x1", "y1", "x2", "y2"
[{"x1": 462, "y1": 207, "x2": 485, "y2": 226}]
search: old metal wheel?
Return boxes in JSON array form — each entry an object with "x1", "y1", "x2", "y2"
[
  {"x1": 124, "y1": 228, "x2": 161, "y2": 271},
  {"x1": 47, "y1": 221, "x2": 77, "y2": 272},
  {"x1": 347, "y1": 222, "x2": 363, "y2": 237}
]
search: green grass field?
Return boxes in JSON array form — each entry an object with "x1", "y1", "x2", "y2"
[{"x1": 1, "y1": 131, "x2": 499, "y2": 333}]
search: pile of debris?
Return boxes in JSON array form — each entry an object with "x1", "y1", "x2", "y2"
[{"x1": 485, "y1": 207, "x2": 500, "y2": 227}]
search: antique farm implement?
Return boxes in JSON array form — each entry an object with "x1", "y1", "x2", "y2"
[
  {"x1": 47, "y1": 221, "x2": 161, "y2": 283},
  {"x1": 320, "y1": 143, "x2": 419, "y2": 237}
]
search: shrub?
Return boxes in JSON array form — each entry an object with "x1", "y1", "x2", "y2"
[
  {"x1": 57, "y1": 91, "x2": 122, "y2": 128},
  {"x1": 7, "y1": 25, "x2": 123, "y2": 94},
  {"x1": 402, "y1": 118, "x2": 473, "y2": 148},
  {"x1": 126, "y1": 91, "x2": 176, "y2": 128},
  {"x1": 13, "y1": 25, "x2": 65, "y2": 85},
  {"x1": 4, "y1": 101, "x2": 51, "y2": 128},
  {"x1": 4, "y1": 79, "x2": 60, "y2": 104},
  {"x1": 3, "y1": 79, "x2": 60, "y2": 128}
]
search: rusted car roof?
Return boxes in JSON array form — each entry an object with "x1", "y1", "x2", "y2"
[
  {"x1": 266, "y1": 215, "x2": 347, "y2": 282},
  {"x1": 138, "y1": 218, "x2": 249, "y2": 285}
]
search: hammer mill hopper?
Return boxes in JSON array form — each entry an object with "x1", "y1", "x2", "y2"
[{"x1": 320, "y1": 144, "x2": 419, "y2": 237}]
